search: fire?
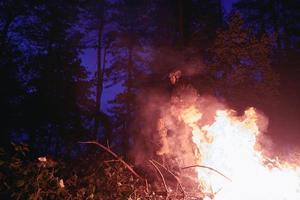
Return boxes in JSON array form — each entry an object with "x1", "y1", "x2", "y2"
[
  {"x1": 153, "y1": 85, "x2": 300, "y2": 199},
  {"x1": 181, "y1": 106, "x2": 300, "y2": 200}
]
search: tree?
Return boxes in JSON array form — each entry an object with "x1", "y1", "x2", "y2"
[
  {"x1": 234, "y1": 0, "x2": 300, "y2": 140},
  {"x1": 0, "y1": 1, "x2": 94, "y2": 154},
  {"x1": 105, "y1": 0, "x2": 150, "y2": 155},
  {"x1": 207, "y1": 13, "x2": 279, "y2": 111},
  {"x1": 145, "y1": 0, "x2": 224, "y2": 91},
  {"x1": 26, "y1": 1, "x2": 94, "y2": 154},
  {"x1": 106, "y1": 0, "x2": 225, "y2": 156},
  {"x1": 150, "y1": 0, "x2": 223, "y2": 50},
  {"x1": 0, "y1": 0, "x2": 35, "y2": 149},
  {"x1": 81, "y1": 0, "x2": 113, "y2": 142},
  {"x1": 234, "y1": 0, "x2": 300, "y2": 49}
]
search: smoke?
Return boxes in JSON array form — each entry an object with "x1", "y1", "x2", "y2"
[
  {"x1": 131, "y1": 84, "x2": 225, "y2": 167},
  {"x1": 131, "y1": 82, "x2": 274, "y2": 169}
]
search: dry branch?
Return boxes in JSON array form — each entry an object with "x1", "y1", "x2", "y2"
[
  {"x1": 145, "y1": 179, "x2": 149, "y2": 194},
  {"x1": 151, "y1": 159, "x2": 185, "y2": 198},
  {"x1": 181, "y1": 165, "x2": 232, "y2": 182},
  {"x1": 79, "y1": 141, "x2": 142, "y2": 179},
  {"x1": 149, "y1": 160, "x2": 169, "y2": 197}
]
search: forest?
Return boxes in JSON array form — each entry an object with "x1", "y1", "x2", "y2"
[{"x1": 1, "y1": 0, "x2": 300, "y2": 199}]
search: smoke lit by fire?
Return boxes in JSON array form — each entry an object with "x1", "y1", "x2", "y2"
[{"x1": 153, "y1": 85, "x2": 300, "y2": 199}]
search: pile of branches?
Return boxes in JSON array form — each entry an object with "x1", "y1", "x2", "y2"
[
  {"x1": 80, "y1": 141, "x2": 186, "y2": 200},
  {"x1": 0, "y1": 142, "x2": 230, "y2": 199},
  {"x1": 79, "y1": 141, "x2": 231, "y2": 200}
]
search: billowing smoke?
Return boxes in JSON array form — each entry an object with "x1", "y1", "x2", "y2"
[
  {"x1": 132, "y1": 81, "x2": 271, "y2": 166},
  {"x1": 131, "y1": 70, "x2": 276, "y2": 187}
]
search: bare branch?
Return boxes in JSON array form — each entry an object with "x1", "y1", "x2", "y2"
[
  {"x1": 148, "y1": 160, "x2": 169, "y2": 197},
  {"x1": 145, "y1": 179, "x2": 149, "y2": 194},
  {"x1": 79, "y1": 141, "x2": 142, "y2": 179},
  {"x1": 151, "y1": 159, "x2": 185, "y2": 198},
  {"x1": 181, "y1": 165, "x2": 232, "y2": 182},
  {"x1": 103, "y1": 159, "x2": 119, "y2": 164}
]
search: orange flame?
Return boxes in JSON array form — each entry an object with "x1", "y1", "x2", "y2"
[{"x1": 181, "y1": 106, "x2": 300, "y2": 200}]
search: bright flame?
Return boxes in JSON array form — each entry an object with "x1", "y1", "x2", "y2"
[{"x1": 181, "y1": 106, "x2": 300, "y2": 200}]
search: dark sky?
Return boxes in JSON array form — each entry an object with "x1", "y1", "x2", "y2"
[
  {"x1": 223, "y1": 0, "x2": 237, "y2": 11},
  {"x1": 80, "y1": 0, "x2": 237, "y2": 112}
]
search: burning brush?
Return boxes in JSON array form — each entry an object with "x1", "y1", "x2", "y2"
[
  {"x1": 83, "y1": 70, "x2": 300, "y2": 200},
  {"x1": 151, "y1": 71, "x2": 300, "y2": 199}
]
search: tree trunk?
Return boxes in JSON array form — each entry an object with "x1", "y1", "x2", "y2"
[
  {"x1": 93, "y1": 20, "x2": 104, "y2": 139},
  {"x1": 217, "y1": 0, "x2": 223, "y2": 27},
  {"x1": 101, "y1": 46, "x2": 112, "y2": 143},
  {"x1": 271, "y1": 0, "x2": 281, "y2": 49},
  {"x1": 281, "y1": 2, "x2": 291, "y2": 49},
  {"x1": 123, "y1": 41, "x2": 134, "y2": 157}
]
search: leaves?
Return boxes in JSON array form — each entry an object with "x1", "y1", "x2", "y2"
[
  {"x1": 208, "y1": 13, "x2": 279, "y2": 109},
  {"x1": 0, "y1": 143, "x2": 161, "y2": 200},
  {"x1": 234, "y1": 0, "x2": 300, "y2": 49}
]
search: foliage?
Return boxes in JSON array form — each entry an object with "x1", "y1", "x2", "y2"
[
  {"x1": 105, "y1": 0, "x2": 151, "y2": 154},
  {"x1": 0, "y1": 144, "x2": 73, "y2": 199},
  {"x1": 234, "y1": 0, "x2": 300, "y2": 49},
  {"x1": 207, "y1": 13, "x2": 279, "y2": 110},
  {"x1": 0, "y1": 143, "x2": 164, "y2": 200},
  {"x1": 234, "y1": 0, "x2": 300, "y2": 132},
  {"x1": 0, "y1": 0, "x2": 94, "y2": 153}
]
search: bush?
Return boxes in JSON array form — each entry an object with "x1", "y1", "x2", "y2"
[{"x1": 0, "y1": 143, "x2": 164, "y2": 200}]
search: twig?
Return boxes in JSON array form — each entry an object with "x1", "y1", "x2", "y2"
[
  {"x1": 181, "y1": 165, "x2": 232, "y2": 182},
  {"x1": 79, "y1": 141, "x2": 142, "y2": 179},
  {"x1": 151, "y1": 159, "x2": 185, "y2": 198},
  {"x1": 106, "y1": 140, "x2": 110, "y2": 149},
  {"x1": 213, "y1": 187, "x2": 223, "y2": 196},
  {"x1": 145, "y1": 179, "x2": 149, "y2": 194},
  {"x1": 149, "y1": 160, "x2": 169, "y2": 197},
  {"x1": 104, "y1": 159, "x2": 119, "y2": 165}
]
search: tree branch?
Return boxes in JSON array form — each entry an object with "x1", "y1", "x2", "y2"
[
  {"x1": 149, "y1": 160, "x2": 169, "y2": 197},
  {"x1": 181, "y1": 165, "x2": 232, "y2": 182},
  {"x1": 79, "y1": 141, "x2": 142, "y2": 179},
  {"x1": 151, "y1": 159, "x2": 185, "y2": 198}
]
